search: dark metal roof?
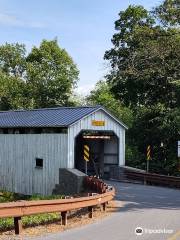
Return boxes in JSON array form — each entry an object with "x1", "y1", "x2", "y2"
[{"x1": 0, "y1": 106, "x2": 101, "y2": 128}]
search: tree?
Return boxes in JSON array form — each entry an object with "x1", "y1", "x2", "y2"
[
  {"x1": 0, "y1": 40, "x2": 79, "y2": 109},
  {"x1": 26, "y1": 40, "x2": 79, "y2": 108},
  {"x1": 104, "y1": 5, "x2": 180, "y2": 108},
  {"x1": 86, "y1": 80, "x2": 133, "y2": 127},
  {"x1": 155, "y1": 0, "x2": 180, "y2": 26},
  {"x1": 104, "y1": 2, "x2": 180, "y2": 175},
  {"x1": 128, "y1": 105, "x2": 180, "y2": 174},
  {"x1": 0, "y1": 71, "x2": 27, "y2": 110},
  {"x1": 0, "y1": 43, "x2": 26, "y2": 78}
]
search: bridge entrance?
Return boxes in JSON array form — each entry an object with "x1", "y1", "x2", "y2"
[{"x1": 75, "y1": 130, "x2": 119, "y2": 178}]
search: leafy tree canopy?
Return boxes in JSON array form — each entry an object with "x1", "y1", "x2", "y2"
[
  {"x1": 104, "y1": 0, "x2": 180, "y2": 175},
  {"x1": 26, "y1": 40, "x2": 79, "y2": 108},
  {"x1": 87, "y1": 80, "x2": 133, "y2": 127},
  {"x1": 0, "y1": 39, "x2": 79, "y2": 110},
  {"x1": 104, "y1": 4, "x2": 180, "y2": 109},
  {"x1": 155, "y1": 0, "x2": 180, "y2": 26},
  {"x1": 0, "y1": 71, "x2": 27, "y2": 110},
  {"x1": 0, "y1": 43, "x2": 26, "y2": 78}
]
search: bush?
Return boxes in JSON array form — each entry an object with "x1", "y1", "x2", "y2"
[
  {"x1": 0, "y1": 213, "x2": 60, "y2": 231},
  {"x1": 0, "y1": 191, "x2": 63, "y2": 231}
]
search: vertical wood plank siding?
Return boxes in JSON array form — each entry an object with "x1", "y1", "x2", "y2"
[
  {"x1": 0, "y1": 134, "x2": 68, "y2": 195},
  {"x1": 68, "y1": 110, "x2": 125, "y2": 168}
]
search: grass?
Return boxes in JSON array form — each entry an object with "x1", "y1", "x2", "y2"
[
  {"x1": 0, "y1": 213, "x2": 60, "y2": 231},
  {"x1": 0, "y1": 191, "x2": 64, "y2": 203},
  {"x1": 0, "y1": 190, "x2": 64, "y2": 232}
]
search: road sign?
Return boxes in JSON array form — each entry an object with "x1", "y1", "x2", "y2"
[
  {"x1": 84, "y1": 145, "x2": 90, "y2": 162},
  {"x1": 147, "y1": 145, "x2": 151, "y2": 161},
  {"x1": 84, "y1": 145, "x2": 90, "y2": 175},
  {"x1": 146, "y1": 145, "x2": 151, "y2": 173},
  {"x1": 92, "y1": 120, "x2": 105, "y2": 126}
]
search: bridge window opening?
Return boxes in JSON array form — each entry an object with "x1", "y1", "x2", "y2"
[{"x1": 35, "y1": 158, "x2": 43, "y2": 168}]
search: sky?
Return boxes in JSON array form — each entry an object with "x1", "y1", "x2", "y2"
[{"x1": 0, "y1": 0, "x2": 161, "y2": 95}]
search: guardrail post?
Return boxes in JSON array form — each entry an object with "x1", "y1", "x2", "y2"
[
  {"x1": 14, "y1": 217, "x2": 22, "y2": 235},
  {"x1": 102, "y1": 203, "x2": 106, "y2": 211},
  {"x1": 88, "y1": 206, "x2": 93, "y2": 218},
  {"x1": 144, "y1": 176, "x2": 147, "y2": 185},
  {"x1": 0, "y1": 177, "x2": 115, "y2": 234},
  {"x1": 61, "y1": 211, "x2": 67, "y2": 225}
]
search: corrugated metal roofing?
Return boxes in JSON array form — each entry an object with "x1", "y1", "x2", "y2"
[{"x1": 0, "y1": 106, "x2": 101, "y2": 128}]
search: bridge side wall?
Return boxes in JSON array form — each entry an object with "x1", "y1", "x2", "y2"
[{"x1": 0, "y1": 134, "x2": 68, "y2": 195}]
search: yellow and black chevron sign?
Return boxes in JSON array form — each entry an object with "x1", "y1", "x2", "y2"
[
  {"x1": 84, "y1": 145, "x2": 90, "y2": 162},
  {"x1": 147, "y1": 145, "x2": 151, "y2": 161}
]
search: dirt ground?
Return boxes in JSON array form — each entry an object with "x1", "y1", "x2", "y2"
[{"x1": 0, "y1": 201, "x2": 116, "y2": 240}]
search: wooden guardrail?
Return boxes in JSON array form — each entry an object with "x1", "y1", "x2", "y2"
[
  {"x1": 124, "y1": 170, "x2": 180, "y2": 188},
  {"x1": 0, "y1": 177, "x2": 115, "y2": 235}
]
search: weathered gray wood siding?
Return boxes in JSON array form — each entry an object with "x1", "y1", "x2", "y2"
[
  {"x1": 0, "y1": 134, "x2": 68, "y2": 195},
  {"x1": 67, "y1": 109, "x2": 125, "y2": 168},
  {"x1": 104, "y1": 136, "x2": 118, "y2": 165}
]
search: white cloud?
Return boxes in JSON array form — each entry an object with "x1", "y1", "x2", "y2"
[
  {"x1": 0, "y1": 13, "x2": 45, "y2": 28},
  {"x1": 0, "y1": 13, "x2": 20, "y2": 26}
]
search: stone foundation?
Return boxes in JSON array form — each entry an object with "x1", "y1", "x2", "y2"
[{"x1": 53, "y1": 168, "x2": 87, "y2": 195}]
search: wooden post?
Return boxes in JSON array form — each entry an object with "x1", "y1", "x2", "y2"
[
  {"x1": 88, "y1": 206, "x2": 93, "y2": 218},
  {"x1": 144, "y1": 176, "x2": 147, "y2": 185},
  {"x1": 102, "y1": 202, "x2": 106, "y2": 211},
  {"x1": 14, "y1": 217, "x2": 22, "y2": 235},
  {"x1": 61, "y1": 211, "x2": 67, "y2": 225}
]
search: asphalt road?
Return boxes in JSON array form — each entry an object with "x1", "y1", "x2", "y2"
[{"x1": 27, "y1": 181, "x2": 180, "y2": 240}]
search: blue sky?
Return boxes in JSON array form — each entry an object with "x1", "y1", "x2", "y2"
[{"x1": 0, "y1": 0, "x2": 161, "y2": 95}]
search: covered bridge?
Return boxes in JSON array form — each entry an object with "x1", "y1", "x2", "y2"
[{"x1": 0, "y1": 106, "x2": 127, "y2": 195}]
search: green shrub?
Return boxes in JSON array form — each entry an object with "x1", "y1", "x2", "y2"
[
  {"x1": 0, "y1": 191, "x2": 64, "y2": 231},
  {"x1": 0, "y1": 213, "x2": 60, "y2": 231}
]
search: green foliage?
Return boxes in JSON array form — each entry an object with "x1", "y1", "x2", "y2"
[
  {"x1": 0, "y1": 43, "x2": 26, "y2": 77},
  {"x1": 0, "y1": 213, "x2": 60, "y2": 231},
  {"x1": 0, "y1": 191, "x2": 16, "y2": 203},
  {"x1": 104, "y1": 0, "x2": 180, "y2": 175},
  {"x1": 155, "y1": 0, "x2": 180, "y2": 26},
  {"x1": 29, "y1": 194, "x2": 64, "y2": 200},
  {"x1": 0, "y1": 218, "x2": 13, "y2": 231},
  {"x1": 0, "y1": 39, "x2": 79, "y2": 110},
  {"x1": 87, "y1": 80, "x2": 133, "y2": 127},
  {"x1": 0, "y1": 71, "x2": 27, "y2": 110},
  {"x1": 0, "y1": 190, "x2": 64, "y2": 203},
  {"x1": 26, "y1": 40, "x2": 79, "y2": 108},
  {"x1": 69, "y1": 92, "x2": 86, "y2": 106},
  {"x1": 104, "y1": 4, "x2": 180, "y2": 108},
  {"x1": 0, "y1": 191, "x2": 63, "y2": 231},
  {"x1": 125, "y1": 144, "x2": 145, "y2": 169},
  {"x1": 22, "y1": 213, "x2": 59, "y2": 227},
  {"x1": 128, "y1": 105, "x2": 180, "y2": 174}
]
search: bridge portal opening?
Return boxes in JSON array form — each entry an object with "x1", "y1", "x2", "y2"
[{"x1": 75, "y1": 130, "x2": 119, "y2": 178}]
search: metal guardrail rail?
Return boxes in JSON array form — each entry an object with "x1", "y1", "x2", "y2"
[
  {"x1": 0, "y1": 177, "x2": 115, "y2": 235},
  {"x1": 124, "y1": 170, "x2": 180, "y2": 188}
]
